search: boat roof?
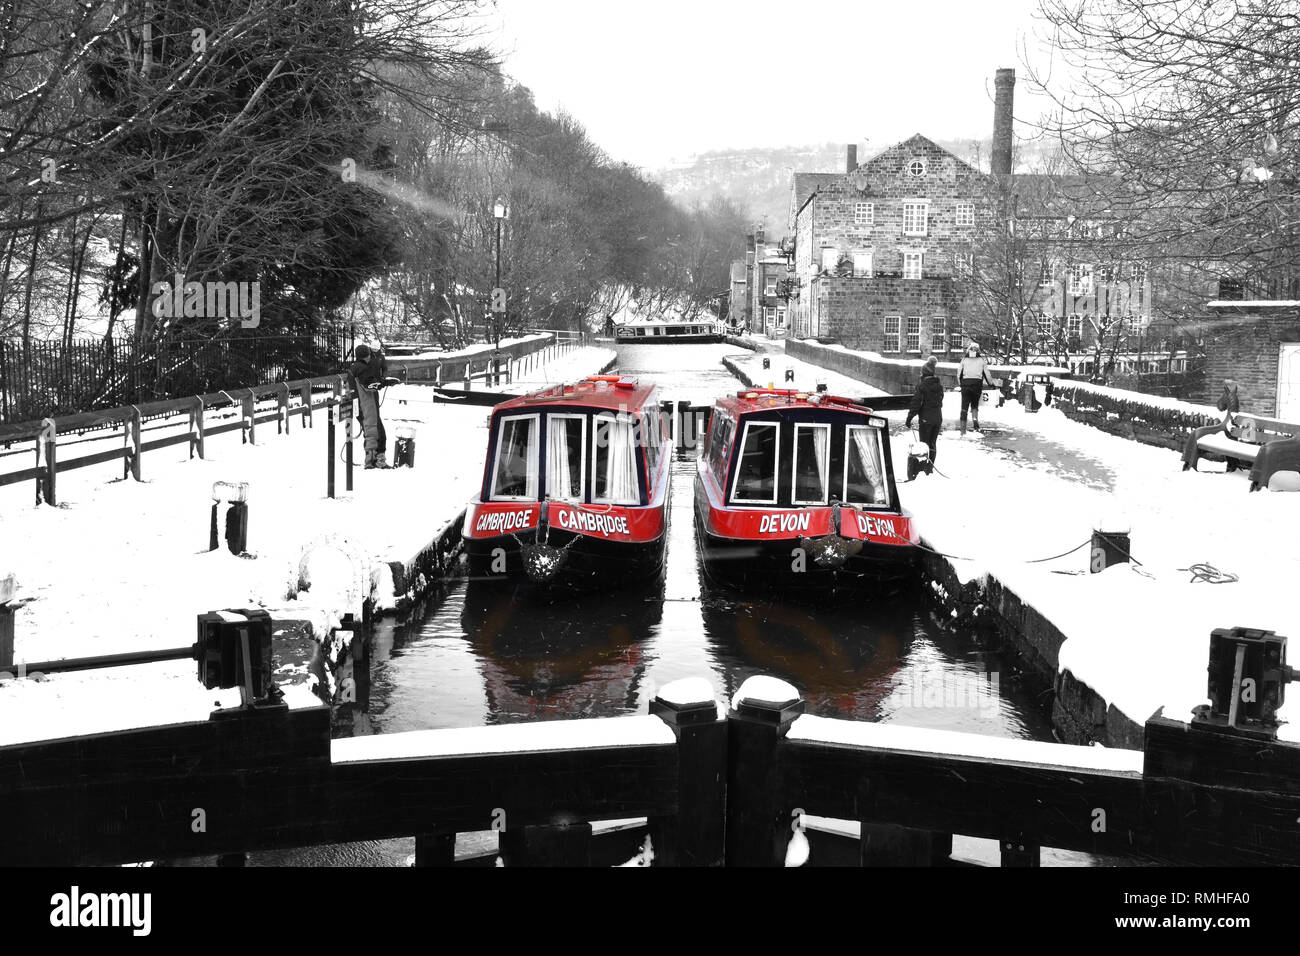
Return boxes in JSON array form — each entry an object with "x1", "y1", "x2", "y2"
[
  {"x1": 492, "y1": 375, "x2": 659, "y2": 413},
  {"x1": 714, "y1": 388, "x2": 877, "y2": 418}
]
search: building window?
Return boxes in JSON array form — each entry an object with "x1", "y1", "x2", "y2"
[
  {"x1": 763, "y1": 307, "x2": 774, "y2": 325},
  {"x1": 1037, "y1": 312, "x2": 1053, "y2": 338},
  {"x1": 853, "y1": 252, "x2": 873, "y2": 278},
  {"x1": 777, "y1": 308, "x2": 787, "y2": 329},
  {"x1": 884, "y1": 315, "x2": 901, "y2": 352},
  {"x1": 1039, "y1": 259, "x2": 1055, "y2": 287},
  {"x1": 903, "y1": 202, "x2": 929, "y2": 237},
  {"x1": 854, "y1": 202, "x2": 874, "y2": 226},
  {"x1": 764, "y1": 275, "x2": 777, "y2": 296},
  {"x1": 906, "y1": 316, "x2": 921, "y2": 352},
  {"x1": 1131, "y1": 263, "x2": 1148, "y2": 285},
  {"x1": 902, "y1": 250, "x2": 923, "y2": 279},
  {"x1": 1067, "y1": 313, "x2": 1082, "y2": 346},
  {"x1": 908, "y1": 159, "x2": 926, "y2": 178},
  {"x1": 820, "y1": 247, "x2": 838, "y2": 273},
  {"x1": 932, "y1": 315, "x2": 946, "y2": 353},
  {"x1": 948, "y1": 315, "x2": 964, "y2": 351},
  {"x1": 1068, "y1": 263, "x2": 1093, "y2": 294},
  {"x1": 955, "y1": 203, "x2": 975, "y2": 227}
]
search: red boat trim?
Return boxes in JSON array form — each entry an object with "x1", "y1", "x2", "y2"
[{"x1": 696, "y1": 460, "x2": 916, "y2": 547}]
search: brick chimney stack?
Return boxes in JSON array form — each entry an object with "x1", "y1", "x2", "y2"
[
  {"x1": 846, "y1": 144, "x2": 858, "y2": 173},
  {"x1": 992, "y1": 68, "x2": 1015, "y2": 176}
]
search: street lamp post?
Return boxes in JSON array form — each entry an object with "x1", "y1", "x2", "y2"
[{"x1": 492, "y1": 197, "x2": 509, "y2": 386}]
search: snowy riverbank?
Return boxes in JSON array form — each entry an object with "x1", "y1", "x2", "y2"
[{"x1": 0, "y1": 350, "x2": 616, "y2": 745}]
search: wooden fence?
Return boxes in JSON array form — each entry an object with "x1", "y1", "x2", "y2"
[
  {"x1": 1, "y1": 672, "x2": 1297, "y2": 866},
  {"x1": 0, "y1": 375, "x2": 351, "y2": 506}
]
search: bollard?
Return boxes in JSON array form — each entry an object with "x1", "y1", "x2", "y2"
[
  {"x1": 1193, "y1": 627, "x2": 1293, "y2": 739},
  {"x1": 725, "y1": 676, "x2": 805, "y2": 866},
  {"x1": 784, "y1": 368, "x2": 795, "y2": 383},
  {"x1": 209, "y1": 482, "x2": 250, "y2": 554},
  {"x1": 393, "y1": 426, "x2": 416, "y2": 468},
  {"x1": 1090, "y1": 513, "x2": 1130, "y2": 573},
  {"x1": 0, "y1": 573, "x2": 16, "y2": 669},
  {"x1": 327, "y1": 405, "x2": 336, "y2": 499},
  {"x1": 762, "y1": 357, "x2": 770, "y2": 370},
  {"x1": 650, "y1": 677, "x2": 726, "y2": 866}
]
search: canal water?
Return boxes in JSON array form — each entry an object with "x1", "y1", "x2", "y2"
[{"x1": 264, "y1": 343, "x2": 1097, "y2": 867}]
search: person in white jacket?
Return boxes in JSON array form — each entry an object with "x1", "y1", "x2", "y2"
[{"x1": 957, "y1": 342, "x2": 994, "y2": 434}]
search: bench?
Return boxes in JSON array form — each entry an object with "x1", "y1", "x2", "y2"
[{"x1": 1182, "y1": 413, "x2": 1300, "y2": 491}]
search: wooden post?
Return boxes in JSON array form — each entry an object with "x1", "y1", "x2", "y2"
[
  {"x1": 0, "y1": 572, "x2": 16, "y2": 670},
  {"x1": 242, "y1": 391, "x2": 255, "y2": 445},
  {"x1": 345, "y1": 390, "x2": 354, "y2": 494},
  {"x1": 40, "y1": 418, "x2": 56, "y2": 506},
  {"x1": 128, "y1": 407, "x2": 142, "y2": 481},
  {"x1": 278, "y1": 383, "x2": 290, "y2": 435},
  {"x1": 414, "y1": 833, "x2": 455, "y2": 867},
  {"x1": 301, "y1": 381, "x2": 313, "y2": 428},
  {"x1": 725, "y1": 676, "x2": 805, "y2": 866},
  {"x1": 192, "y1": 397, "x2": 206, "y2": 459},
  {"x1": 650, "y1": 678, "x2": 726, "y2": 866},
  {"x1": 327, "y1": 404, "x2": 336, "y2": 500},
  {"x1": 498, "y1": 823, "x2": 593, "y2": 867}
]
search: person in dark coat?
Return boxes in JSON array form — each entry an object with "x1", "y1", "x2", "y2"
[
  {"x1": 348, "y1": 344, "x2": 390, "y2": 469},
  {"x1": 1217, "y1": 378, "x2": 1241, "y2": 416},
  {"x1": 905, "y1": 355, "x2": 945, "y2": 465}
]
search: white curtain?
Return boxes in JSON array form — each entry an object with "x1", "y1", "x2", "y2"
[
  {"x1": 812, "y1": 426, "x2": 829, "y2": 500},
  {"x1": 494, "y1": 417, "x2": 538, "y2": 499},
  {"x1": 850, "y1": 427, "x2": 887, "y2": 505},
  {"x1": 598, "y1": 416, "x2": 640, "y2": 504},
  {"x1": 547, "y1": 417, "x2": 581, "y2": 501}
]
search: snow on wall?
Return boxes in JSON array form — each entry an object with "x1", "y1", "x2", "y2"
[
  {"x1": 330, "y1": 715, "x2": 675, "y2": 763},
  {"x1": 789, "y1": 714, "x2": 1144, "y2": 773}
]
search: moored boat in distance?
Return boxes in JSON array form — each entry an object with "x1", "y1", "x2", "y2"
[
  {"x1": 694, "y1": 388, "x2": 920, "y2": 599},
  {"x1": 615, "y1": 318, "x2": 723, "y2": 344},
  {"x1": 462, "y1": 375, "x2": 671, "y2": 591}
]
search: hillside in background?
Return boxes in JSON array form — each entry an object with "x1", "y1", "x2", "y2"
[{"x1": 650, "y1": 137, "x2": 1060, "y2": 237}]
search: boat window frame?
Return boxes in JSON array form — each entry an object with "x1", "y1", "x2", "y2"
[
  {"x1": 544, "y1": 412, "x2": 588, "y2": 503},
  {"x1": 489, "y1": 412, "x2": 541, "y2": 502},
  {"x1": 730, "y1": 419, "x2": 781, "y2": 505},
  {"x1": 707, "y1": 413, "x2": 734, "y2": 477},
  {"x1": 842, "y1": 423, "x2": 891, "y2": 508},
  {"x1": 591, "y1": 411, "x2": 643, "y2": 506},
  {"x1": 791, "y1": 422, "x2": 832, "y2": 506}
]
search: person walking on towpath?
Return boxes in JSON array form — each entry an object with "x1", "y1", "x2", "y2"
[
  {"x1": 905, "y1": 355, "x2": 944, "y2": 467},
  {"x1": 348, "y1": 344, "x2": 391, "y2": 469},
  {"x1": 957, "y1": 342, "x2": 995, "y2": 435}
]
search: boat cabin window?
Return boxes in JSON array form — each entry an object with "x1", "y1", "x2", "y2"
[
  {"x1": 792, "y1": 423, "x2": 831, "y2": 505},
  {"x1": 491, "y1": 414, "x2": 539, "y2": 500},
  {"x1": 732, "y1": 421, "x2": 779, "y2": 504},
  {"x1": 593, "y1": 413, "x2": 640, "y2": 504},
  {"x1": 641, "y1": 407, "x2": 662, "y2": 474},
  {"x1": 546, "y1": 414, "x2": 586, "y2": 501},
  {"x1": 844, "y1": 425, "x2": 889, "y2": 507},
  {"x1": 707, "y1": 414, "x2": 734, "y2": 475}
]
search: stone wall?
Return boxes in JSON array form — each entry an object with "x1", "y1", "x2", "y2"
[{"x1": 1200, "y1": 307, "x2": 1300, "y2": 416}]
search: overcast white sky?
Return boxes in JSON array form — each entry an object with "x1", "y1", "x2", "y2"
[{"x1": 484, "y1": 0, "x2": 1059, "y2": 169}]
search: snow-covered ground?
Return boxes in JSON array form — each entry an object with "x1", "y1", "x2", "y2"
[
  {"x1": 882, "y1": 390, "x2": 1300, "y2": 738},
  {"x1": 724, "y1": 348, "x2": 888, "y2": 399},
  {"x1": 0, "y1": 349, "x2": 615, "y2": 745}
]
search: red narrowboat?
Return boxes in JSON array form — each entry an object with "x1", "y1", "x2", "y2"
[
  {"x1": 694, "y1": 388, "x2": 920, "y2": 599},
  {"x1": 462, "y1": 375, "x2": 671, "y2": 590}
]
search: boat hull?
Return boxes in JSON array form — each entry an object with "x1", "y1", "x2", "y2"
[
  {"x1": 692, "y1": 479, "x2": 919, "y2": 601},
  {"x1": 615, "y1": 334, "x2": 722, "y2": 345},
  {"x1": 463, "y1": 526, "x2": 668, "y2": 592}
]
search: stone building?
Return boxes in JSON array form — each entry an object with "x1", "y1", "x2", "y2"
[{"x1": 790, "y1": 135, "x2": 988, "y2": 355}]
